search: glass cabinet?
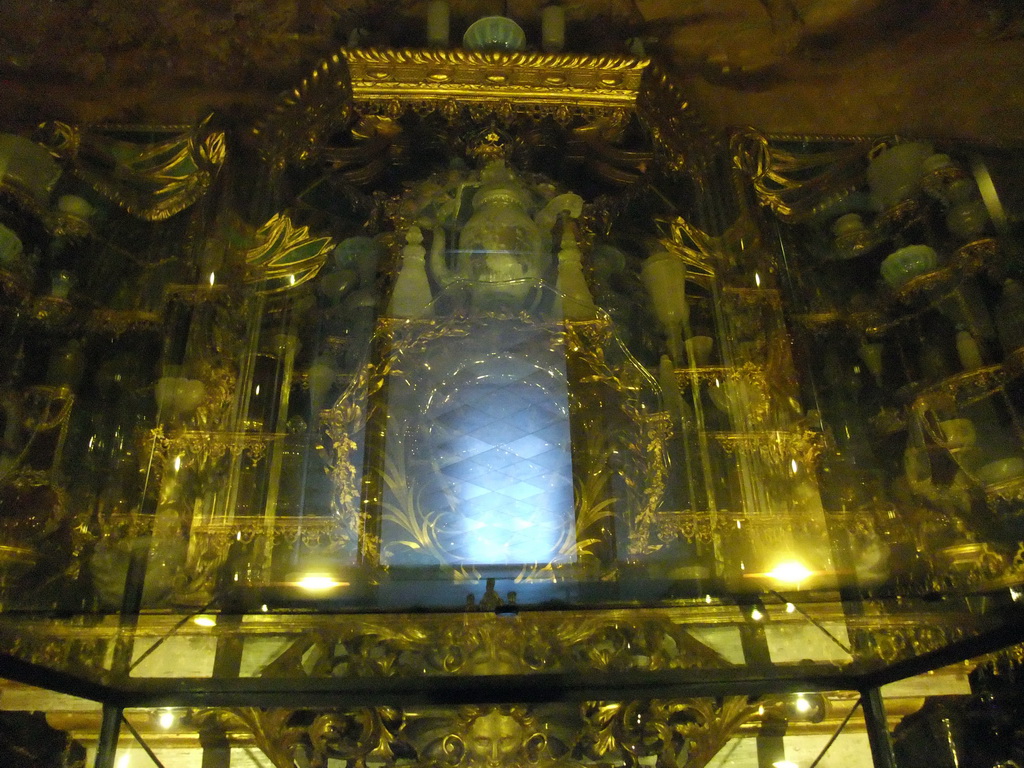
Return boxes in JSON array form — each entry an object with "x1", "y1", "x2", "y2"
[{"x1": 0, "y1": 45, "x2": 1021, "y2": 768}]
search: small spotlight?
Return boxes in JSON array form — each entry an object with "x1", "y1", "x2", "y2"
[
  {"x1": 750, "y1": 607, "x2": 764, "y2": 621},
  {"x1": 794, "y1": 695, "x2": 811, "y2": 713},
  {"x1": 786, "y1": 602, "x2": 796, "y2": 613},
  {"x1": 260, "y1": 603, "x2": 269, "y2": 613},
  {"x1": 773, "y1": 762, "x2": 799, "y2": 768},
  {"x1": 766, "y1": 561, "x2": 812, "y2": 584},
  {"x1": 158, "y1": 710, "x2": 175, "y2": 729},
  {"x1": 193, "y1": 614, "x2": 217, "y2": 628},
  {"x1": 295, "y1": 574, "x2": 349, "y2": 592}
]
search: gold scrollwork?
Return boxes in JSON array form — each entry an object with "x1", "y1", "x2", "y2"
[
  {"x1": 41, "y1": 117, "x2": 226, "y2": 221},
  {"x1": 637, "y1": 64, "x2": 716, "y2": 176},
  {"x1": 203, "y1": 696, "x2": 772, "y2": 768},
  {"x1": 159, "y1": 430, "x2": 283, "y2": 466},
  {"x1": 731, "y1": 128, "x2": 874, "y2": 222},
  {"x1": 254, "y1": 51, "x2": 355, "y2": 170},
  {"x1": 850, "y1": 623, "x2": 968, "y2": 665},
  {"x1": 714, "y1": 429, "x2": 823, "y2": 466}
]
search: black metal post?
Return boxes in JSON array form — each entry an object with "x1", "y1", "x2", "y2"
[
  {"x1": 860, "y1": 687, "x2": 897, "y2": 768},
  {"x1": 94, "y1": 703, "x2": 123, "y2": 768}
]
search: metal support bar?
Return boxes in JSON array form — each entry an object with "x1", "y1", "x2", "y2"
[
  {"x1": 808, "y1": 697, "x2": 861, "y2": 768},
  {"x1": 858, "y1": 604, "x2": 1024, "y2": 689},
  {"x1": 94, "y1": 704, "x2": 123, "y2": 768},
  {"x1": 107, "y1": 666, "x2": 858, "y2": 708},
  {"x1": 0, "y1": 653, "x2": 114, "y2": 703},
  {"x1": 122, "y1": 712, "x2": 168, "y2": 768},
  {"x1": 860, "y1": 687, "x2": 896, "y2": 768}
]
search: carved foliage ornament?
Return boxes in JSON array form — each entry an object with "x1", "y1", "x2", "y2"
[{"x1": 196, "y1": 697, "x2": 768, "y2": 768}]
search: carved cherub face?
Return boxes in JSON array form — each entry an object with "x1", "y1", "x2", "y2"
[{"x1": 465, "y1": 710, "x2": 527, "y2": 767}]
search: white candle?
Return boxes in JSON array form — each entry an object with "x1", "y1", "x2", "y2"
[
  {"x1": 541, "y1": 4, "x2": 565, "y2": 52},
  {"x1": 426, "y1": 0, "x2": 450, "y2": 47}
]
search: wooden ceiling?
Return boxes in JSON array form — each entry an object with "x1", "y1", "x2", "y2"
[{"x1": 1, "y1": 0, "x2": 1023, "y2": 141}]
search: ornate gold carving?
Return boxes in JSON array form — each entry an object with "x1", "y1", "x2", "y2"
[
  {"x1": 914, "y1": 364, "x2": 1006, "y2": 412},
  {"x1": 241, "y1": 213, "x2": 334, "y2": 294},
  {"x1": 732, "y1": 129, "x2": 873, "y2": 222},
  {"x1": 580, "y1": 697, "x2": 767, "y2": 768},
  {"x1": 345, "y1": 48, "x2": 647, "y2": 108},
  {"x1": 246, "y1": 609, "x2": 729, "y2": 681},
  {"x1": 850, "y1": 623, "x2": 970, "y2": 665},
  {"x1": 199, "y1": 698, "x2": 765, "y2": 768},
  {"x1": 714, "y1": 428, "x2": 823, "y2": 466},
  {"x1": 254, "y1": 51, "x2": 354, "y2": 170},
  {"x1": 40, "y1": 118, "x2": 226, "y2": 221},
  {"x1": 637, "y1": 63, "x2": 715, "y2": 175},
  {"x1": 158, "y1": 430, "x2": 282, "y2": 466}
]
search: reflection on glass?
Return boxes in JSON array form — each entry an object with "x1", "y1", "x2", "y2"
[{"x1": 381, "y1": 317, "x2": 575, "y2": 567}]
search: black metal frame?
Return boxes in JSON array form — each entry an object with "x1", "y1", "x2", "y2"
[{"x1": 2, "y1": 602, "x2": 1023, "y2": 767}]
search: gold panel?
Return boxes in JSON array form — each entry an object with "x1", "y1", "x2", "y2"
[{"x1": 343, "y1": 48, "x2": 649, "y2": 109}]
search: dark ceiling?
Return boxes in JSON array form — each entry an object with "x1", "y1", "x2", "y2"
[{"x1": 1, "y1": 0, "x2": 1022, "y2": 141}]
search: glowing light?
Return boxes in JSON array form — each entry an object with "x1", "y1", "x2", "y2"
[
  {"x1": 173, "y1": 455, "x2": 182, "y2": 472},
  {"x1": 261, "y1": 604, "x2": 269, "y2": 613},
  {"x1": 1010, "y1": 587, "x2": 1022, "y2": 602},
  {"x1": 158, "y1": 710, "x2": 175, "y2": 729},
  {"x1": 752, "y1": 560, "x2": 813, "y2": 585},
  {"x1": 193, "y1": 615, "x2": 217, "y2": 628},
  {"x1": 289, "y1": 274, "x2": 296, "y2": 286},
  {"x1": 208, "y1": 272, "x2": 216, "y2": 286},
  {"x1": 794, "y1": 695, "x2": 811, "y2": 713},
  {"x1": 295, "y1": 574, "x2": 348, "y2": 592},
  {"x1": 117, "y1": 753, "x2": 131, "y2": 768},
  {"x1": 757, "y1": 705, "x2": 765, "y2": 716},
  {"x1": 255, "y1": 384, "x2": 261, "y2": 396},
  {"x1": 749, "y1": 607, "x2": 764, "y2": 621},
  {"x1": 773, "y1": 762, "x2": 799, "y2": 768},
  {"x1": 704, "y1": 594, "x2": 712, "y2": 604},
  {"x1": 754, "y1": 272, "x2": 761, "y2": 287},
  {"x1": 790, "y1": 458, "x2": 799, "y2": 474},
  {"x1": 786, "y1": 602, "x2": 796, "y2": 614}
]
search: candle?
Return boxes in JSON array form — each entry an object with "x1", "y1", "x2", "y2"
[
  {"x1": 541, "y1": 4, "x2": 566, "y2": 52},
  {"x1": 426, "y1": 0, "x2": 450, "y2": 47}
]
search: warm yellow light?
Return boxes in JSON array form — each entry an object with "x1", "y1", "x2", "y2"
[
  {"x1": 773, "y1": 762, "x2": 799, "y2": 768},
  {"x1": 295, "y1": 574, "x2": 348, "y2": 592},
  {"x1": 786, "y1": 602, "x2": 796, "y2": 613},
  {"x1": 766, "y1": 560, "x2": 812, "y2": 584},
  {"x1": 193, "y1": 615, "x2": 217, "y2": 628},
  {"x1": 749, "y1": 607, "x2": 764, "y2": 621},
  {"x1": 794, "y1": 695, "x2": 811, "y2": 713},
  {"x1": 158, "y1": 710, "x2": 176, "y2": 729}
]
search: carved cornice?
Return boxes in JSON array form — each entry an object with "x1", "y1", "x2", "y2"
[{"x1": 343, "y1": 48, "x2": 649, "y2": 109}]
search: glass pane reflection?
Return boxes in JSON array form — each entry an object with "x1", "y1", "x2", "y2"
[{"x1": 382, "y1": 319, "x2": 575, "y2": 567}]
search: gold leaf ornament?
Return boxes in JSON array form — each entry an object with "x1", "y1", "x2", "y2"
[{"x1": 241, "y1": 213, "x2": 334, "y2": 294}]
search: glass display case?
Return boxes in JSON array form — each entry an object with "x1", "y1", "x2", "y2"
[{"x1": 0, "y1": 42, "x2": 1021, "y2": 768}]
